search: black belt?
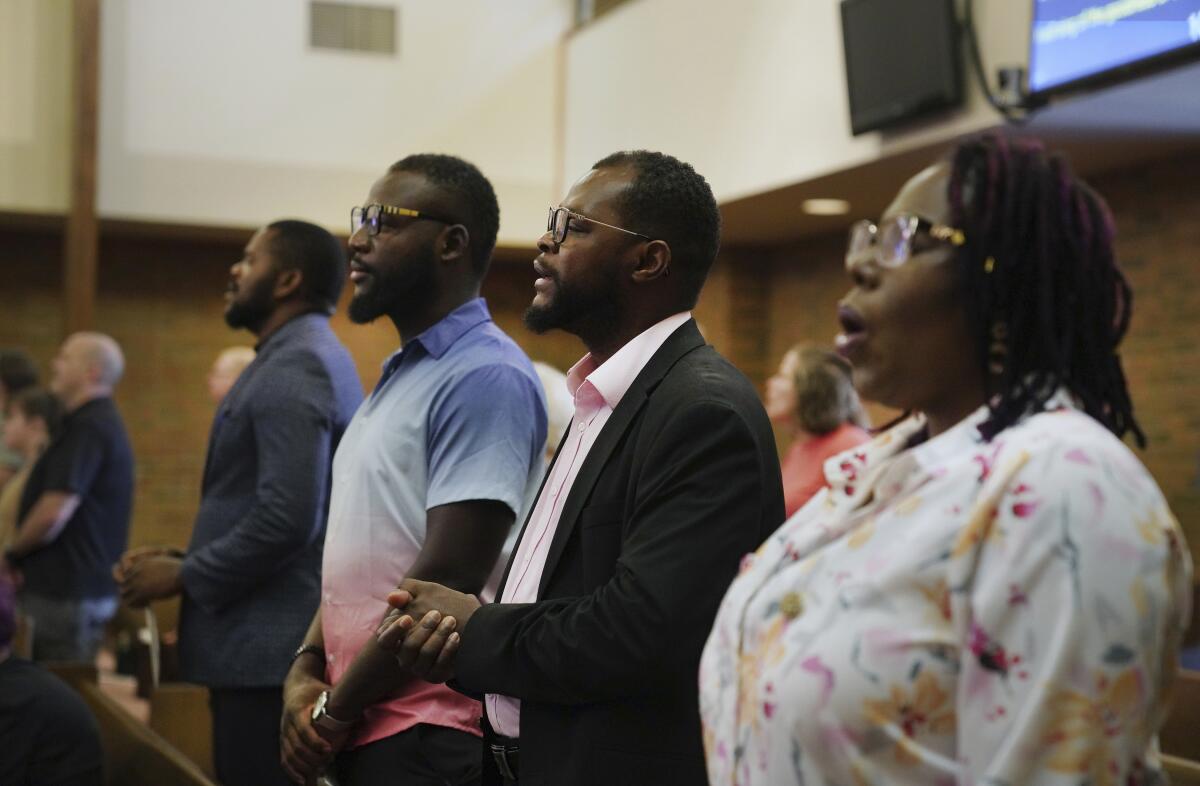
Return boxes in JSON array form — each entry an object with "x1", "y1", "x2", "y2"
[{"x1": 488, "y1": 734, "x2": 519, "y2": 781}]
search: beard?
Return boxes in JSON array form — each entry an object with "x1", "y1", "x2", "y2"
[
  {"x1": 348, "y1": 247, "x2": 437, "y2": 325},
  {"x1": 523, "y1": 266, "x2": 622, "y2": 339},
  {"x1": 224, "y1": 276, "x2": 275, "y2": 332}
]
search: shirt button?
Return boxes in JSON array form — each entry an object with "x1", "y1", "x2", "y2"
[
  {"x1": 779, "y1": 592, "x2": 804, "y2": 619},
  {"x1": 577, "y1": 421, "x2": 586, "y2": 431}
]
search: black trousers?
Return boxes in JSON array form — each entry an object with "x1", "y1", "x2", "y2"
[
  {"x1": 336, "y1": 724, "x2": 482, "y2": 786},
  {"x1": 209, "y1": 686, "x2": 292, "y2": 786}
]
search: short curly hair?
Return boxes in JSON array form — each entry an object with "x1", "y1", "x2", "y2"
[
  {"x1": 592, "y1": 150, "x2": 720, "y2": 308},
  {"x1": 390, "y1": 154, "x2": 500, "y2": 274},
  {"x1": 266, "y1": 220, "x2": 347, "y2": 314}
]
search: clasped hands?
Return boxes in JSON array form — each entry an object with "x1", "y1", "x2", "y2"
[
  {"x1": 279, "y1": 579, "x2": 477, "y2": 783},
  {"x1": 112, "y1": 546, "x2": 185, "y2": 608},
  {"x1": 376, "y1": 578, "x2": 479, "y2": 683}
]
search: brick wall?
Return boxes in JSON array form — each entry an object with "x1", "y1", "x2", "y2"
[
  {"x1": 0, "y1": 228, "x2": 742, "y2": 550},
  {"x1": 747, "y1": 148, "x2": 1200, "y2": 560},
  {"x1": 2, "y1": 147, "x2": 1195, "y2": 560}
]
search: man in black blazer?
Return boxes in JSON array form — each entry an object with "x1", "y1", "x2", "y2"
[{"x1": 378, "y1": 151, "x2": 785, "y2": 785}]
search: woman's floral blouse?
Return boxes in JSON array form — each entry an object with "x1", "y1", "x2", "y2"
[{"x1": 700, "y1": 398, "x2": 1192, "y2": 786}]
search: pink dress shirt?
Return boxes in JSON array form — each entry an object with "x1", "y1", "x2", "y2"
[{"x1": 485, "y1": 311, "x2": 693, "y2": 738}]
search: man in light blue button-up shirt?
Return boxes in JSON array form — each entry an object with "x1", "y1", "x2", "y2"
[{"x1": 281, "y1": 155, "x2": 546, "y2": 786}]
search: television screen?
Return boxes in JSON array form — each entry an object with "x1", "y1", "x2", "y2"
[
  {"x1": 840, "y1": 0, "x2": 962, "y2": 136},
  {"x1": 1030, "y1": 0, "x2": 1200, "y2": 94}
]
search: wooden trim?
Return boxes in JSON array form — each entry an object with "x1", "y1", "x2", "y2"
[{"x1": 62, "y1": 0, "x2": 101, "y2": 334}]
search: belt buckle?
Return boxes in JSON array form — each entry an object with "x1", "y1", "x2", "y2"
[{"x1": 489, "y1": 742, "x2": 518, "y2": 781}]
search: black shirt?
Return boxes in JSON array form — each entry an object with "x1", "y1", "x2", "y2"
[
  {"x1": 18, "y1": 397, "x2": 134, "y2": 600},
  {"x1": 0, "y1": 657, "x2": 104, "y2": 786}
]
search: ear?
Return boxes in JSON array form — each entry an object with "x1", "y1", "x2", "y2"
[
  {"x1": 437, "y1": 224, "x2": 471, "y2": 264},
  {"x1": 630, "y1": 239, "x2": 672, "y2": 283},
  {"x1": 273, "y1": 267, "x2": 303, "y2": 301}
]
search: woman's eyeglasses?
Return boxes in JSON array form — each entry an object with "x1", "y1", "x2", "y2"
[{"x1": 845, "y1": 213, "x2": 966, "y2": 269}]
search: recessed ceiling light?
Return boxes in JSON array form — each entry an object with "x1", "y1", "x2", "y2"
[{"x1": 802, "y1": 198, "x2": 851, "y2": 216}]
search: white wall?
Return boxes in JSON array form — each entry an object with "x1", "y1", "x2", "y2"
[
  {"x1": 1, "y1": 0, "x2": 1033, "y2": 234},
  {"x1": 562, "y1": 0, "x2": 1030, "y2": 202},
  {"x1": 97, "y1": 0, "x2": 572, "y2": 243},
  {"x1": 0, "y1": 0, "x2": 72, "y2": 214}
]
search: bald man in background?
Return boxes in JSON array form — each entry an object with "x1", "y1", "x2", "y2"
[
  {"x1": 2, "y1": 333, "x2": 134, "y2": 662},
  {"x1": 207, "y1": 346, "x2": 256, "y2": 404}
]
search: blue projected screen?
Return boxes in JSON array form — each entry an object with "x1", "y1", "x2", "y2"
[{"x1": 1030, "y1": 0, "x2": 1200, "y2": 93}]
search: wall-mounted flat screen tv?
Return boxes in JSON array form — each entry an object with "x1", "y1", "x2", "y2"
[
  {"x1": 841, "y1": 0, "x2": 962, "y2": 135},
  {"x1": 1029, "y1": 0, "x2": 1200, "y2": 96}
]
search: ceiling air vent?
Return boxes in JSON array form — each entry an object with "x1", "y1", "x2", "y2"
[{"x1": 310, "y1": 1, "x2": 397, "y2": 55}]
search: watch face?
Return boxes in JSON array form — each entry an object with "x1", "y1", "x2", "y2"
[{"x1": 311, "y1": 690, "x2": 328, "y2": 722}]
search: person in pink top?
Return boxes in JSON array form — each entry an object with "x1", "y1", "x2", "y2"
[{"x1": 765, "y1": 345, "x2": 871, "y2": 516}]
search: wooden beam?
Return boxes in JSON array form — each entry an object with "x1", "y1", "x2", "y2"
[{"x1": 63, "y1": 0, "x2": 101, "y2": 335}]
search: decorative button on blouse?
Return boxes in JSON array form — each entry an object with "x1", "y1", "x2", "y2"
[{"x1": 778, "y1": 592, "x2": 803, "y2": 619}]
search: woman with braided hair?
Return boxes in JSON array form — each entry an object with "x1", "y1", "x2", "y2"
[{"x1": 700, "y1": 134, "x2": 1192, "y2": 785}]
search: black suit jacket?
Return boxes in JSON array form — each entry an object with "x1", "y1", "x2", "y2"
[{"x1": 456, "y1": 320, "x2": 785, "y2": 786}]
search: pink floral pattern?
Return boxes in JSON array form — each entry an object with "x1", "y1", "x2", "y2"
[{"x1": 699, "y1": 397, "x2": 1192, "y2": 785}]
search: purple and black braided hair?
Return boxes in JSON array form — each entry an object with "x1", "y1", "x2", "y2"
[{"x1": 946, "y1": 133, "x2": 1145, "y2": 446}]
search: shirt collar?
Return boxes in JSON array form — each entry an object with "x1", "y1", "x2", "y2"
[
  {"x1": 565, "y1": 311, "x2": 692, "y2": 411},
  {"x1": 824, "y1": 387, "x2": 1081, "y2": 493},
  {"x1": 254, "y1": 311, "x2": 325, "y2": 353},
  {"x1": 402, "y1": 297, "x2": 492, "y2": 361}
]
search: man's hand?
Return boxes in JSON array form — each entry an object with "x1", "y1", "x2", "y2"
[
  {"x1": 279, "y1": 674, "x2": 335, "y2": 784},
  {"x1": 117, "y1": 555, "x2": 184, "y2": 607},
  {"x1": 377, "y1": 579, "x2": 479, "y2": 682},
  {"x1": 114, "y1": 545, "x2": 175, "y2": 583}
]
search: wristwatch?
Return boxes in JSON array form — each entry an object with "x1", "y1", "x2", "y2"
[
  {"x1": 291, "y1": 643, "x2": 327, "y2": 668},
  {"x1": 311, "y1": 690, "x2": 355, "y2": 735}
]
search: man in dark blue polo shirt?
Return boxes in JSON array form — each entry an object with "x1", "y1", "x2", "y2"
[{"x1": 3, "y1": 332, "x2": 134, "y2": 663}]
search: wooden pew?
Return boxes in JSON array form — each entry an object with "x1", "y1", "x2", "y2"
[
  {"x1": 1162, "y1": 669, "x2": 1200, "y2": 761},
  {"x1": 1164, "y1": 754, "x2": 1200, "y2": 786},
  {"x1": 149, "y1": 682, "x2": 215, "y2": 777},
  {"x1": 45, "y1": 662, "x2": 217, "y2": 786}
]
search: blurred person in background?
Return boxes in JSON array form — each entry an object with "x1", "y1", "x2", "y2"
[
  {"x1": 206, "y1": 345, "x2": 256, "y2": 404},
  {"x1": 0, "y1": 389, "x2": 63, "y2": 549},
  {"x1": 0, "y1": 570, "x2": 103, "y2": 786},
  {"x1": 765, "y1": 344, "x2": 870, "y2": 516},
  {"x1": 0, "y1": 349, "x2": 41, "y2": 491},
  {"x1": 4, "y1": 333, "x2": 133, "y2": 664},
  {"x1": 700, "y1": 134, "x2": 1192, "y2": 785},
  {"x1": 531, "y1": 360, "x2": 573, "y2": 463}
]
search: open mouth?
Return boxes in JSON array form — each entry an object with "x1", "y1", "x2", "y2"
[{"x1": 834, "y1": 304, "x2": 868, "y2": 356}]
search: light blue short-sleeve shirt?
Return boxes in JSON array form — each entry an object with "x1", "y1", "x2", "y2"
[{"x1": 323, "y1": 297, "x2": 547, "y2": 647}]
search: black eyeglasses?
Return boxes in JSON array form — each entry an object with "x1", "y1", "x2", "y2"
[
  {"x1": 845, "y1": 213, "x2": 966, "y2": 269},
  {"x1": 351, "y1": 204, "x2": 456, "y2": 237},
  {"x1": 546, "y1": 206, "x2": 651, "y2": 245}
]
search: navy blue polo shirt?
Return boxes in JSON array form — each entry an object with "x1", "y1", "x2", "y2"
[{"x1": 17, "y1": 397, "x2": 134, "y2": 600}]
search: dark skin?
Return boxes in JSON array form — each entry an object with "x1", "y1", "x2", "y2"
[
  {"x1": 838, "y1": 161, "x2": 985, "y2": 438},
  {"x1": 279, "y1": 170, "x2": 516, "y2": 783},
  {"x1": 114, "y1": 227, "x2": 315, "y2": 607},
  {"x1": 375, "y1": 164, "x2": 688, "y2": 680}
]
